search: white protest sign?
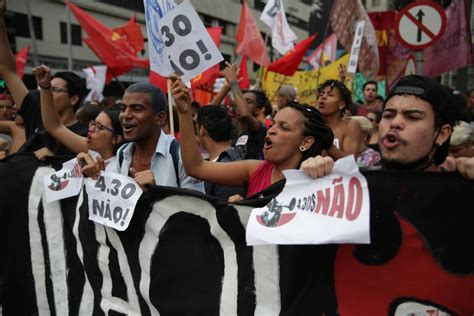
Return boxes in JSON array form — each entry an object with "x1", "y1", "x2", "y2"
[
  {"x1": 246, "y1": 156, "x2": 370, "y2": 245},
  {"x1": 347, "y1": 20, "x2": 365, "y2": 75},
  {"x1": 146, "y1": 0, "x2": 223, "y2": 82},
  {"x1": 85, "y1": 171, "x2": 143, "y2": 231},
  {"x1": 43, "y1": 158, "x2": 83, "y2": 203}
]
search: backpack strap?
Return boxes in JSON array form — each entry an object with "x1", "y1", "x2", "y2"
[
  {"x1": 169, "y1": 139, "x2": 180, "y2": 187},
  {"x1": 117, "y1": 143, "x2": 130, "y2": 170}
]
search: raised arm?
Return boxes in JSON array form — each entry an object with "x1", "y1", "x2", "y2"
[
  {"x1": 222, "y1": 63, "x2": 261, "y2": 132},
  {"x1": 0, "y1": 120, "x2": 25, "y2": 154},
  {"x1": 209, "y1": 81, "x2": 230, "y2": 105},
  {"x1": 32, "y1": 65, "x2": 88, "y2": 154},
  {"x1": 170, "y1": 74, "x2": 260, "y2": 186},
  {"x1": 0, "y1": 0, "x2": 28, "y2": 108}
]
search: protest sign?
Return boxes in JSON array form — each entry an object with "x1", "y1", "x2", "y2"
[
  {"x1": 146, "y1": 0, "x2": 223, "y2": 82},
  {"x1": 347, "y1": 20, "x2": 365, "y2": 75},
  {"x1": 85, "y1": 171, "x2": 143, "y2": 231},
  {"x1": 262, "y1": 54, "x2": 349, "y2": 106},
  {"x1": 246, "y1": 156, "x2": 370, "y2": 245},
  {"x1": 43, "y1": 158, "x2": 83, "y2": 203}
]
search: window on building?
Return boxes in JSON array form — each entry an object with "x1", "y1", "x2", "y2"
[
  {"x1": 199, "y1": 13, "x2": 231, "y2": 36},
  {"x1": 60, "y1": 22, "x2": 82, "y2": 46},
  {"x1": 14, "y1": 12, "x2": 43, "y2": 40}
]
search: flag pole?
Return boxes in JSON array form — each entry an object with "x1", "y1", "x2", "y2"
[
  {"x1": 66, "y1": 3, "x2": 74, "y2": 71},
  {"x1": 25, "y1": 0, "x2": 39, "y2": 66},
  {"x1": 253, "y1": 33, "x2": 269, "y2": 90},
  {"x1": 167, "y1": 79, "x2": 175, "y2": 136},
  {"x1": 315, "y1": 16, "x2": 331, "y2": 90}
]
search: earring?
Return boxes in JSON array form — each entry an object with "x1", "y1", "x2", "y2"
[{"x1": 299, "y1": 146, "x2": 306, "y2": 152}]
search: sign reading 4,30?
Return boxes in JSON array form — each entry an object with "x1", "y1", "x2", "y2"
[
  {"x1": 85, "y1": 171, "x2": 143, "y2": 231},
  {"x1": 94, "y1": 176, "x2": 137, "y2": 200}
]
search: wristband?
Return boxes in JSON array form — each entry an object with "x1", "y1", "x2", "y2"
[
  {"x1": 229, "y1": 80, "x2": 239, "y2": 87},
  {"x1": 38, "y1": 83, "x2": 51, "y2": 90}
]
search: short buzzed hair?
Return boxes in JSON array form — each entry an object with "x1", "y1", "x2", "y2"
[{"x1": 125, "y1": 82, "x2": 167, "y2": 113}]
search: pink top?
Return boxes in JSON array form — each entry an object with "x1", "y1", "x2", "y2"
[{"x1": 247, "y1": 160, "x2": 274, "y2": 197}]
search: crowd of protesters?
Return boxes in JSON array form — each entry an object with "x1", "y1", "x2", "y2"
[{"x1": 0, "y1": 0, "x2": 473, "y2": 199}]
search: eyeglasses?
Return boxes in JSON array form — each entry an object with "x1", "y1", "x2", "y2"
[
  {"x1": 51, "y1": 86, "x2": 69, "y2": 94},
  {"x1": 0, "y1": 105, "x2": 12, "y2": 110},
  {"x1": 89, "y1": 121, "x2": 115, "y2": 133}
]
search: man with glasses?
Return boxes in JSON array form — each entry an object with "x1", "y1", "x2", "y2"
[{"x1": 0, "y1": 0, "x2": 87, "y2": 159}]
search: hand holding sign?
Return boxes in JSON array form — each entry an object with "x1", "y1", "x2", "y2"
[
  {"x1": 170, "y1": 74, "x2": 192, "y2": 114},
  {"x1": 78, "y1": 152, "x2": 105, "y2": 180},
  {"x1": 129, "y1": 167, "x2": 155, "y2": 192}
]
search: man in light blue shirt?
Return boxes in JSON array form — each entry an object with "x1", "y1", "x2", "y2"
[{"x1": 116, "y1": 82, "x2": 204, "y2": 192}]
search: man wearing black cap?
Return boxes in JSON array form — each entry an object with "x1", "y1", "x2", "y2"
[
  {"x1": 303, "y1": 75, "x2": 474, "y2": 178},
  {"x1": 378, "y1": 75, "x2": 455, "y2": 171}
]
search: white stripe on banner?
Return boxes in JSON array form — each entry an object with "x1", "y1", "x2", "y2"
[
  {"x1": 28, "y1": 167, "x2": 53, "y2": 315},
  {"x1": 97, "y1": 224, "x2": 141, "y2": 315},
  {"x1": 139, "y1": 196, "x2": 238, "y2": 315},
  {"x1": 42, "y1": 198, "x2": 69, "y2": 315},
  {"x1": 74, "y1": 192, "x2": 95, "y2": 315},
  {"x1": 96, "y1": 224, "x2": 113, "y2": 313},
  {"x1": 105, "y1": 227, "x2": 141, "y2": 313},
  {"x1": 234, "y1": 205, "x2": 281, "y2": 315}
]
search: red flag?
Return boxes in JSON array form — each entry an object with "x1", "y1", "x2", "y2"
[
  {"x1": 267, "y1": 34, "x2": 317, "y2": 76},
  {"x1": 368, "y1": 12, "x2": 396, "y2": 76},
  {"x1": 150, "y1": 71, "x2": 168, "y2": 92},
  {"x1": 112, "y1": 16, "x2": 145, "y2": 54},
  {"x1": 67, "y1": 1, "x2": 148, "y2": 72},
  {"x1": 83, "y1": 37, "x2": 132, "y2": 84},
  {"x1": 191, "y1": 27, "x2": 222, "y2": 90},
  {"x1": 235, "y1": 0, "x2": 270, "y2": 66},
  {"x1": 238, "y1": 56, "x2": 250, "y2": 89},
  {"x1": 15, "y1": 46, "x2": 30, "y2": 80},
  {"x1": 424, "y1": 0, "x2": 472, "y2": 77}
]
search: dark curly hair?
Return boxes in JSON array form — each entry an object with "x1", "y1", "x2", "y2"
[
  {"x1": 243, "y1": 90, "x2": 273, "y2": 116},
  {"x1": 287, "y1": 102, "x2": 334, "y2": 163},
  {"x1": 318, "y1": 80, "x2": 352, "y2": 111}
]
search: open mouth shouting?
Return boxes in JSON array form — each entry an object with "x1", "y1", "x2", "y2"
[
  {"x1": 263, "y1": 137, "x2": 273, "y2": 150},
  {"x1": 381, "y1": 132, "x2": 401, "y2": 150},
  {"x1": 122, "y1": 123, "x2": 137, "y2": 135}
]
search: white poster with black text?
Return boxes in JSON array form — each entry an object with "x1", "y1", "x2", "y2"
[
  {"x1": 246, "y1": 156, "x2": 370, "y2": 245},
  {"x1": 85, "y1": 171, "x2": 143, "y2": 231},
  {"x1": 146, "y1": 0, "x2": 223, "y2": 82}
]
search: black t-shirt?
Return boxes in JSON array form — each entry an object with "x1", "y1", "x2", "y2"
[
  {"x1": 204, "y1": 147, "x2": 245, "y2": 199},
  {"x1": 233, "y1": 122, "x2": 266, "y2": 160},
  {"x1": 18, "y1": 90, "x2": 43, "y2": 139},
  {"x1": 18, "y1": 90, "x2": 88, "y2": 157},
  {"x1": 19, "y1": 122, "x2": 88, "y2": 157}
]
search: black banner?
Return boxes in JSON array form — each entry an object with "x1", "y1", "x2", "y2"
[{"x1": 0, "y1": 153, "x2": 473, "y2": 315}]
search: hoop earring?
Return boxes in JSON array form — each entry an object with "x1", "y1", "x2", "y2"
[{"x1": 299, "y1": 146, "x2": 306, "y2": 152}]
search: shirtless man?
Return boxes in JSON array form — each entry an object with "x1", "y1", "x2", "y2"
[{"x1": 316, "y1": 80, "x2": 361, "y2": 160}]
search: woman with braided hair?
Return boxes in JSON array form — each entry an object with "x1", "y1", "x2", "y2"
[
  {"x1": 317, "y1": 79, "x2": 362, "y2": 160},
  {"x1": 170, "y1": 75, "x2": 335, "y2": 199}
]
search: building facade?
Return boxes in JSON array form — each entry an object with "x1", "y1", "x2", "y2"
[{"x1": 4, "y1": 0, "x2": 473, "y2": 94}]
